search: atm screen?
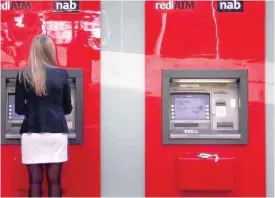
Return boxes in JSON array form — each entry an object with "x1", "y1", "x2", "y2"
[{"x1": 171, "y1": 94, "x2": 210, "y2": 120}]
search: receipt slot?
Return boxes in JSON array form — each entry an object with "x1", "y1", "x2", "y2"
[
  {"x1": 162, "y1": 70, "x2": 248, "y2": 144},
  {"x1": 1, "y1": 69, "x2": 84, "y2": 145}
]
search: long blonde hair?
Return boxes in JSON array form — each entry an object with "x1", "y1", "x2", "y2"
[{"x1": 19, "y1": 34, "x2": 57, "y2": 96}]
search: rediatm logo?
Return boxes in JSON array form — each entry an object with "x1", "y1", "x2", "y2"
[
  {"x1": 217, "y1": 0, "x2": 243, "y2": 12},
  {"x1": 53, "y1": 0, "x2": 79, "y2": 12},
  {"x1": 155, "y1": 0, "x2": 195, "y2": 10},
  {"x1": 0, "y1": 1, "x2": 31, "y2": 10}
]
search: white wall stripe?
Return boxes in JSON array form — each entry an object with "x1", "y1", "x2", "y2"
[
  {"x1": 266, "y1": 0, "x2": 274, "y2": 196},
  {"x1": 101, "y1": 1, "x2": 145, "y2": 197}
]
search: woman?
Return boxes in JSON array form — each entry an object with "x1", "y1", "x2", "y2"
[{"x1": 15, "y1": 34, "x2": 72, "y2": 197}]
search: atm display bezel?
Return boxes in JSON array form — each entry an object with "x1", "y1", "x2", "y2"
[{"x1": 162, "y1": 69, "x2": 248, "y2": 145}]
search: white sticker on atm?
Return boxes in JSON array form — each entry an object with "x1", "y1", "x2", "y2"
[
  {"x1": 231, "y1": 99, "x2": 236, "y2": 108},
  {"x1": 216, "y1": 106, "x2": 226, "y2": 117}
]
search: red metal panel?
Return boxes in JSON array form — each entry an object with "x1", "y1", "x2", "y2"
[
  {"x1": 1, "y1": 1, "x2": 100, "y2": 197},
  {"x1": 145, "y1": 1, "x2": 265, "y2": 197},
  {"x1": 177, "y1": 155, "x2": 236, "y2": 191}
]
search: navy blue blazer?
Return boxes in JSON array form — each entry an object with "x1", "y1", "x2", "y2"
[{"x1": 15, "y1": 67, "x2": 73, "y2": 134}]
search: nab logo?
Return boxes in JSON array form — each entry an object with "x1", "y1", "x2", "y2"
[
  {"x1": 53, "y1": 0, "x2": 79, "y2": 12},
  {"x1": 217, "y1": 0, "x2": 243, "y2": 12}
]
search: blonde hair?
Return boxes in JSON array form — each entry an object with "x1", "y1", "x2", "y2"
[{"x1": 19, "y1": 34, "x2": 57, "y2": 96}]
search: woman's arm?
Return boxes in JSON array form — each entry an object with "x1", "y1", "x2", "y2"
[
  {"x1": 15, "y1": 72, "x2": 28, "y2": 115},
  {"x1": 63, "y1": 70, "x2": 73, "y2": 115}
]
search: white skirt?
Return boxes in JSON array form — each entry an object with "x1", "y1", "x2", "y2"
[{"x1": 21, "y1": 133, "x2": 68, "y2": 164}]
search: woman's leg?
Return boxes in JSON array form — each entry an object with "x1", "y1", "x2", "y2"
[
  {"x1": 26, "y1": 164, "x2": 43, "y2": 197},
  {"x1": 45, "y1": 163, "x2": 63, "y2": 197}
]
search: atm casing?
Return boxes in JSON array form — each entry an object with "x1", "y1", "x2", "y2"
[
  {"x1": 162, "y1": 69, "x2": 248, "y2": 145},
  {"x1": 1, "y1": 69, "x2": 84, "y2": 145}
]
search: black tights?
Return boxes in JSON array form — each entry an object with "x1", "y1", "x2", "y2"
[{"x1": 27, "y1": 163, "x2": 63, "y2": 197}]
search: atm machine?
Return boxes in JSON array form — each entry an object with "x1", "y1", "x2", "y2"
[
  {"x1": 1, "y1": 69, "x2": 83, "y2": 144},
  {"x1": 162, "y1": 69, "x2": 248, "y2": 145}
]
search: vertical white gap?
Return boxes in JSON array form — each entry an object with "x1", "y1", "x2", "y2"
[
  {"x1": 273, "y1": 0, "x2": 275, "y2": 196},
  {"x1": 120, "y1": 0, "x2": 123, "y2": 52},
  {"x1": 101, "y1": 1, "x2": 145, "y2": 196},
  {"x1": 265, "y1": 0, "x2": 275, "y2": 196}
]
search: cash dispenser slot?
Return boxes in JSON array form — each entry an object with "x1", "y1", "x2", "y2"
[
  {"x1": 216, "y1": 101, "x2": 226, "y2": 106},
  {"x1": 174, "y1": 123, "x2": 199, "y2": 128},
  {"x1": 1, "y1": 69, "x2": 84, "y2": 145}
]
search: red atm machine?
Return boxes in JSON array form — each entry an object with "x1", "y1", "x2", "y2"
[
  {"x1": 162, "y1": 69, "x2": 248, "y2": 195},
  {"x1": 1, "y1": 1, "x2": 100, "y2": 197},
  {"x1": 145, "y1": 1, "x2": 265, "y2": 197}
]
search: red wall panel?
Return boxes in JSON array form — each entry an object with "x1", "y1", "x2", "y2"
[
  {"x1": 1, "y1": 1, "x2": 100, "y2": 197},
  {"x1": 145, "y1": 1, "x2": 265, "y2": 196}
]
